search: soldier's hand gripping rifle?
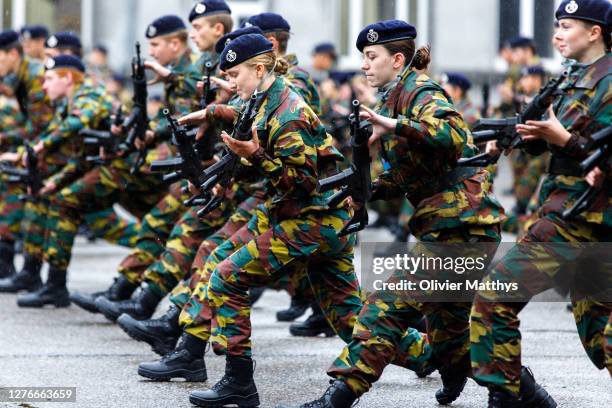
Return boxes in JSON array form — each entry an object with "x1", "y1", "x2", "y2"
[
  {"x1": 562, "y1": 125, "x2": 612, "y2": 219},
  {"x1": 119, "y1": 42, "x2": 149, "y2": 174},
  {"x1": 317, "y1": 99, "x2": 372, "y2": 236},
  {"x1": 196, "y1": 92, "x2": 262, "y2": 216},
  {"x1": 81, "y1": 105, "x2": 124, "y2": 165},
  {"x1": 0, "y1": 143, "x2": 43, "y2": 198},
  {"x1": 458, "y1": 71, "x2": 568, "y2": 167}
]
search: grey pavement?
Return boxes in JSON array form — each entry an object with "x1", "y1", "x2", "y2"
[{"x1": 1, "y1": 157, "x2": 610, "y2": 407}]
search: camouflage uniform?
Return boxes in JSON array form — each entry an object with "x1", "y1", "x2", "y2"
[
  {"x1": 327, "y1": 69, "x2": 504, "y2": 396},
  {"x1": 39, "y1": 49, "x2": 206, "y2": 272},
  {"x1": 110, "y1": 49, "x2": 204, "y2": 283},
  {"x1": 171, "y1": 77, "x2": 363, "y2": 359},
  {"x1": 168, "y1": 53, "x2": 322, "y2": 306},
  {"x1": 0, "y1": 57, "x2": 53, "y2": 243},
  {"x1": 284, "y1": 54, "x2": 321, "y2": 115},
  {"x1": 168, "y1": 189, "x2": 265, "y2": 309},
  {"x1": 471, "y1": 53, "x2": 612, "y2": 395},
  {"x1": 140, "y1": 184, "x2": 250, "y2": 297},
  {"x1": 21, "y1": 84, "x2": 138, "y2": 260}
]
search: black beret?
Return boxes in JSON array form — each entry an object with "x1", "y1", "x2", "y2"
[
  {"x1": 20, "y1": 25, "x2": 49, "y2": 40},
  {"x1": 242, "y1": 13, "x2": 290, "y2": 33},
  {"x1": 508, "y1": 36, "x2": 535, "y2": 49},
  {"x1": 215, "y1": 26, "x2": 263, "y2": 55},
  {"x1": 521, "y1": 65, "x2": 546, "y2": 77},
  {"x1": 45, "y1": 32, "x2": 82, "y2": 50},
  {"x1": 219, "y1": 33, "x2": 273, "y2": 71},
  {"x1": 189, "y1": 0, "x2": 231, "y2": 22},
  {"x1": 313, "y1": 42, "x2": 337, "y2": 56},
  {"x1": 146, "y1": 15, "x2": 186, "y2": 39},
  {"x1": 443, "y1": 72, "x2": 472, "y2": 91},
  {"x1": 0, "y1": 30, "x2": 20, "y2": 49},
  {"x1": 356, "y1": 20, "x2": 417, "y2": 52},
  {"x1": 44, "y1": 54, "x2": 85, "y2": 73},
  {"x1": 556, "y1": 0, "x2": 612, "y2": 28}
]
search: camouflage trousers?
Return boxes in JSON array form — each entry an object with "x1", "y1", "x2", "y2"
[
  {"x1": 0, "y1": 181, "x2": 25, "y2": 243},
  {"x1": 503, "y1": 152, "x2": 548, "y2": 235},
  {"x1": 22, "y1": 198, "x2": 139, "y2": 260},
  {"x1": 173, "y1": 192, "x2": 315, "y2": 324},
  {"x1": 44, "y1": 164, "x2": 166, "y2": 270},
  {"x1": 471, "y1": 216, "x2": 612, "y2": 395},
  {"x1": 169, "y1": 192, "x2": 266, "y2": 309},
  {"x1": 179, "y1": 204, "x2": 363, "y2": 358},
  {"x1": 117, "y1": 181, "x2": 190, "y2": 284},
  {"x1": 328, "y1": 225, "x2": 501, "y2": 396},
  {"x1": 141, "y1": 185, "x2": 250, "y2": 298}
]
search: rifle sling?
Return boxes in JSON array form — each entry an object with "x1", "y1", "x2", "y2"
[{"x1": 547, "y1": 155, "x2": 583, "y2": 177}]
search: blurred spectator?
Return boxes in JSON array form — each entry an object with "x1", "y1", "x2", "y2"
[
  {"x1": 441, "y1": 72, "x2": 480, "y2": 129},
  {"x1": 87, "y1": 44, "x2": 113, "y2": 86},
  {"x1": 310, "y1": 42, "x2": 337, "y2": 84},
  {"x1": 106, "y1": 72, "x2": 132, "y2": 109}
]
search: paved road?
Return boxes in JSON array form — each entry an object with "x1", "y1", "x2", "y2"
[{"x1": 1, "y1": 157, "x2": 610, "y2": 407}]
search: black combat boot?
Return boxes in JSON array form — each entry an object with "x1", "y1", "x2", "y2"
[
  {"x1": 189, "y1": 356, "x2": 259, "y2": 407},
  {"x1": 17, "y1": 266, "x2": 70, "y2": 308},
  {"x1": 518, "y1": 366, "x2": 557, "y2": 407},
  {"x1": 0, "y1": 240, "x2": 16, "y2": 279},
  {"x1": 432, "y1": 353, "x2": 471, "y2": 405},
  {"x1": 487, "y1": 388, "x2": 522, "y2": 408},
  {"x1": 70, "y1": 275, "x2": 138, "y2": 314},
  {"x1": 249, "y1": 287, "x2": 265, "y2": 306},
  {"x1": 117, "y1": 305, "x2": 181, "y2": 355},
  {"x1": 0, "y1": 254, "x2": 42, "y2": 293},
  {"x1": 138, "y1": 332, "x2": 207, "y2": 382},
  {"x1": 276, "y1": 296, "x2": 309, "y2": 322},
  {"x1": 275, "y1": 379, "x2": 358, "y2": 408},
  {"x1": 486, "y1": 366, "x2": 557, "y2": 408},
  {"x1": 289, "y1": 303, "x2": 335, "y2": 337},
  {"x1": 95, "y1": 285, "x2": 162, "y2": 322}
]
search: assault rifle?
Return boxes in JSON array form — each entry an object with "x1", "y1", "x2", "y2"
[{"x1": 317, "y1": 99, "x2": 372, "y2": 236}]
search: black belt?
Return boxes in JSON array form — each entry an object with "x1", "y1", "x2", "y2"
[
  {"x1": 408, "y1": 166, "x2": 480, "y2": 206},
  {"x1": 548, "y1": 156, "x2": 583, "y2": 176}
]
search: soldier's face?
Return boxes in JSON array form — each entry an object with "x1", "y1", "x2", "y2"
[
  {"x1": 225, "y1": 63, "x2": 260, "y2": 100},
  {"x1": 22, "y1": 38, "x2": 45, "y2": 59},
  {"x1": 0, "y1": 50, "x2": 18, "y2": 77},
  {"x1": 148, "y1": 38, "x2": 174, "y2": 65},
  {"x1": 361, "y1": 45, "x2": 401, "y2": 88},
  {"x1": 190, "y1": 18, "x2": 219, "y2": 51},
  {"x1": 43, "y1": 70, "x2": 70, "y2": 100},
  {"x1": 554, "y1": 18, "x2": 598, "y2": 61}
]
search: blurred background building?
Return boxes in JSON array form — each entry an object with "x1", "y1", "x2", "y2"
[{"x1": 0, "y1": 0, "x2": 566, "y2": 105}]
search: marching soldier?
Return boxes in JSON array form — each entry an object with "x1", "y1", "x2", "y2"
[{"x1": 277, "y1": 19, "x2": 508, "y2": 408}]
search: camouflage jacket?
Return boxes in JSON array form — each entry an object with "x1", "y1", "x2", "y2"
[
  {"x1": 247, "y1": 76, "x2": 343, "y2": 220},
  {"x1": 371, "y1": 69, "x2": 504, "y2": 238},
  {"x1": 40, "y1": 82, "x2": 113, "y2": 189},
  {"x1": 151, "y1": 49, "x2": 201, "y2": 141},
  {"x1": 538, "y1": 52, "x2": 611, "y2": 229},
  {"x1": 284, "y1": 54, "x2": 322, "y2": 116},
  {"x1": 1, "y1": 57, "x2": 53, "y2": 145}
]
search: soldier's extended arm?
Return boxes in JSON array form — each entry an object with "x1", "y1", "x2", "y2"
[{"x1": 459, "y1": 71, "x2": 568, "y2": 167}]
